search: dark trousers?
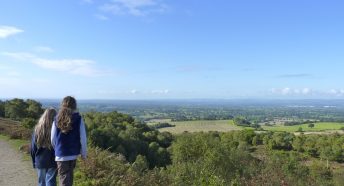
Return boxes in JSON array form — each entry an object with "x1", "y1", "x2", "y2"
[{"x1": 57, "y1": 160, "x2": 76, "y2": 186}]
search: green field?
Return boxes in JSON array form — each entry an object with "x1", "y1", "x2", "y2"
[
  {"x1": 150, "y1": 118, "x2": 344, "y2": 134},
  {"x1": 157, "y1": 120, "x2": 241, "y2": 134},
  {"x1": 262, "y1": 122, "x2": 344, "y2": 132}
]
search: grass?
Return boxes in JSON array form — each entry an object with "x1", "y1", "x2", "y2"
[
  {"x1": 0, "y1": 134, "x2": 28, "y2": 149},
  {"x1": 150, "y1": 118, "x2": 344, "y2": 134},
  {"x1": 262, "y1": 122, "x2": 344, "y2": 132},
  {"x1": 146, "y1": 118, "x2": 172, "y2": 125},
  {"x1": 158, "y1": 120, "x2": 242, "y2": 134},
  {"x1": 0, "y1": 134, "x2": 31, "y2": 161}
]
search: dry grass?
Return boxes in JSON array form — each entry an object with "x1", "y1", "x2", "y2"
[
  {"x1": 158, "y1": 120, "x2": 241, "y2": 134},
  {"x1": 0, "y1": 117, "x2": 31, "y2": 140}
]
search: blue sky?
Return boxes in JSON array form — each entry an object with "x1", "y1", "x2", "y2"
[{"x1": 0, "y1": 0, "x2": 344, "y2": 99}]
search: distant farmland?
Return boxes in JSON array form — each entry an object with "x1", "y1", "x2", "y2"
[
  {"x1": 262, "y1": 122, "x2": 344, "y2": 132},
  {"x1": 156, "y1": 120, "x2": 241, "y2": 134},
  {"x1": 148, "y1": 119, "x2": 344, "y2": 134}
]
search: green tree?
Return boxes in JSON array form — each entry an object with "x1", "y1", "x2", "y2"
[
  {"x1": 4, "y1": 98, "x2": 28, "y2": 120},
  {"x1": 26, "y1": 99, "x2": 43, "y2": 119},
  {"x1": 84, "y1": 111, "x2": 172, "y2": 168},
  {"x1": 297, "y1": 127, "x2": 303, "y2": 132},
  {"x1": 169, "y1": 132, "x2": 256, "y2": 185},
  {"x1": 292, "y1": 135, "x2": 305, "y2": 152},
  {"x1": 309, "y1": 161, "x2": 333, "y2": 185},
  {"x1": 131, "y1": 155, "x2": 149, "y2": 173},
  {"x1": 308, "y1": 123, "x2": 315, "y2": 128},
  {"x1": 22, "y1": 118, "x2": 37, "y2": 129},
  {"x1": 0, "y1": 100, "x2": 4, "y2": 117},
  {"x1": 233, "y1": 116, "x2": 251, "y2": 127}
]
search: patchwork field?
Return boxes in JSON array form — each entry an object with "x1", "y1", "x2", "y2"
[
  {"x1": 157, "y1": 120, "x2": 242, "y2": 134},
  {"x1": 148, "y1": 118, "x2": 344, "y2": 134},
  {"x1": 262, "y1": 122, "x2": 344, "y2": 132}
]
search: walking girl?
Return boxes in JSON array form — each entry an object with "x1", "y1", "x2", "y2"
[
  {"x1": 51, "y1": 96, "x2": 87, "y2": 186},
  {"x1": 31, "y1": 108, "x2": 58, "y2": 186}
]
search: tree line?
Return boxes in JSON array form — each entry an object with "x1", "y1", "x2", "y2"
[{"x1": 0, "y1": 99, "x2": 43, "y2": 128}]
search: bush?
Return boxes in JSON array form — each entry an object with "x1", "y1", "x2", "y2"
[
  {"x1": 308, "y1": 123, "x2": 315, "y2": 128},
  {"x1": 84, "y1": 111, "x2": 172, "y2": 168},
  {"x1": 22, "y1": 118, "x2": 37, "y2": 129},
  {"x1": 75, "y1": 147, "x2": 171, "y2": 186},
  {"x1": 150, "y1": 122, "x2": 175, "y2": 129},
  {"x1": 0, "y1": 118, "x2": 31, "y2": 140}
]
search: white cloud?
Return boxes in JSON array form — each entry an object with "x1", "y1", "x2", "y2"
[
  {"x1": 301, "y1": 88, "x2": 311, "y2": 95},
  {"x1": 270, "y1": 87, "x2": 313, "y2": 96},
  {"x1": 131, "y1": 89, "x2": 139, "y2": 94},
  {"x1": 34, "y1": 46, "x2": 54, "y2": 53},
  {"x1": 281, "y1": 87, "x2": 291, "y2": 95},
  {"x1": 94, "y1": 14, "x2": 110, "y2": 20},
  {"x1": 100, "y1": 0, "x2": 168, "y2": 16},
  {"x1": 1, "y1": 52, "x2": 35, "y2": 60},
  {"x1": 32, "y1": 78, "x2": 50, "y2": 84},
  {"x1": 270, "y1": 87, "x2": 344, "y2": 97},
  {"x1": 0, "y1": 26, "x2": 23, "y2": 38},
  {"x1": 6, "y1": 71, "x2": 21, "y2": 77},
  {"x1": 0, "y1": 77, "x2": 21, "y2": 86},
  {"x1": 328, "y1": 89, "x2": 344, "y2": 97},
  {"x1": 2, "y1": 52, "x2": 110, "y2": 77},
  {"x1": 151, "y1": 89, "x2": 169, "y2": 94},
  {"x1": 82, "y1": 0, "x2": 94, "y2": 4},
  {"x1": 0, "y1": 64, "x2": 11, "y2": 70}
]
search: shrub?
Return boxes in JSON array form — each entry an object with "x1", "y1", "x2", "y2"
[{"x1": 22, "y1": 118, "x2": 37, "y2": 129}]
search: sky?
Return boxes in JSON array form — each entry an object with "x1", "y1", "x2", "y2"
[{"x1": 0, "y1": 0, "x2": 344, "y2": 99}]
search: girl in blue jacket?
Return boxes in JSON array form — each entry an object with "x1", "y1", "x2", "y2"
[
  {"x1": 31, "y1": 108, "x2": 57, "y2": 186},
  {"x1": 51, "y1": 96, "x2": 87, "y2": 186}
]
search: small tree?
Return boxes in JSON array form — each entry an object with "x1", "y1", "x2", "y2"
[
  {"x1": 22, "y1": 118, "x2": 37, "y2": 129},
  {"x1": 308, "y1": 123, "x2": 315, "y2": 128},
  {"x1": 297, "y1": 127, "x2": 303, "y2": 132},
  {"x1": 131, "y1": 155, "x2": 148, "y2": 173}
]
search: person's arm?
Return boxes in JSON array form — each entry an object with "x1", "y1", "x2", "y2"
[
  {"x1": 80, "y1": 118, "x2": 87, "y2": 159},
  {"x1": 51, "y1": 121, "x2": 57, "y2": 149},
  {"x1": 30, "y1": 132, "x2": 37, "y2": 168}
]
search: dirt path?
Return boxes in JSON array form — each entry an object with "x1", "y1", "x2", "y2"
[{"x1": 0, "y1": 139, "x2": 36, "y2": 186}]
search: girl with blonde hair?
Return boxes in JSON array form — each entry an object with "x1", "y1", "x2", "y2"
[
  {"x1": 31, "y1": 108, "x2": 58, "y2": 186},
  {"x1": 51, "y1": 96, "x2": 87, "y2": 186}
]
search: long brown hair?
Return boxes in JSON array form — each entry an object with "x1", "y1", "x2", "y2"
[
  {"x1": 35, "y1": 108, "x2": 56, "y2": 149},
  {"x1": 57, "y1": 96, "x2": 77, "y2": 133}
]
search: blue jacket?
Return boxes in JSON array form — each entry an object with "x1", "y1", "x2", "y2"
[
  {"x1": 30, "y1": 133, "x2": 57, "y2": 169},
  {"x1": 54, "y1": 113, "x2": 82, "y2": 157}
]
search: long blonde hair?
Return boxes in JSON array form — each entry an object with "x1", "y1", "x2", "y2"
[
  {"x1": 57, "y1": 96, "x2": 77, "y2": 133},
  {"x1": 34, "y1": 108, "x2": 56, "y2": 149}
]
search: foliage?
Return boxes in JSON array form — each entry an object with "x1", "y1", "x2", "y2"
[
  {"x1": 26, "y1": 99, "x2": 44, "y2": 119},
  {"x1": 168, "y1": 131, "x2": 258, "y2": 185},
  {"x1": 4, "y1": 98, "x2": 29, "y2": 120},
  {"x1": 0, "y1": 118, "x2": 31, "y2": 140},
  {"x1": 150, "y1": 122, "x2": 175, "y2": 129},
  {"x1": 84, "y1": 111, "x2": 173, "y2": 168},
  {"x1": 297, "y1": 127, "x2": 303, "y2": 132},
  {"x1": 22, "y1": 118, "x2": 37, "y2": 129},
  {"x1": 3, "y1": 98, "x2": 43, "y2": 121},
  {"x1": 3, "y1": 98, "x2": 344, "y2": 185},
  {"x1": 233, "y1": 116, "x2": 251, "y2": 127},
  {"x1": 284, "y1": 120, "x2": 315, "y2": 126},
  {"x1": 0, "y1": 101, "x2": 4, "y2": 117},
  {"x1": 75, "y1": 147, "x2": 171, "y2": 186}
]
